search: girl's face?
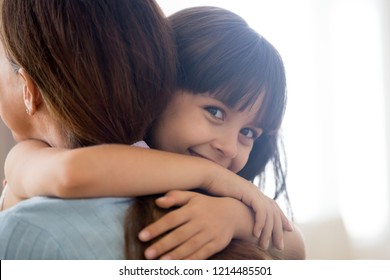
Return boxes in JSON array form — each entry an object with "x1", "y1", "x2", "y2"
[
  {"x1": 151, "y1": 91, "x2": 264, "y2": 173},
  {"x1": 0, "y1": 42, "x2": 30, "y2": 142}
]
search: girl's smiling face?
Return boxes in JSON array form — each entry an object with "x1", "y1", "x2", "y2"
[{"x1": 151, "y1": 90, "x2": 264, "y2": 173}]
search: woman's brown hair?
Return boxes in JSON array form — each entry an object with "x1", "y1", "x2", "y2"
[{"x1": 0, "y1": 0, "x2": 176, "y2": 148}]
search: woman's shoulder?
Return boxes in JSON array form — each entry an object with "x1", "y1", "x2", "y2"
[
  {"x1": 0, "y1": 197, "x2": 133, "y2": 259},
  {"x1": 1, "y1": 196, "x2": 132, "y2": 217}
]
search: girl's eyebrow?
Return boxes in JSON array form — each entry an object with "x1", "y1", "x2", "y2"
[{"x1": 250, "y1": 118, "x2": 264, "y2": 130}]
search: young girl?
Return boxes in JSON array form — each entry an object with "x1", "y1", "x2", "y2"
[
  {"x1": 126, "y1": 6, "x2": 304, "y2": 260},
  {"x1": 2, "y1": 6, "x2": 304, "y2": 259}
]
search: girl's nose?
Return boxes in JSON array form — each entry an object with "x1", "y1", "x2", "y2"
[{"x1": 211, "y1": 133, "x2": 238, "y2": 159}]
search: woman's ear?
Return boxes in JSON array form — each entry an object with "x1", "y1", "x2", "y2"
[{"x1": 18, "y1": 68, "x2": 42, "y2": 116}]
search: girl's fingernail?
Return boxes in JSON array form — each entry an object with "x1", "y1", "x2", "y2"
[
  {"x1": 144, "y1": 248, "x2": 157, "y2": 259},
  {"x1": 138, "y1": 230, "x2": 150, "y2": 241}
]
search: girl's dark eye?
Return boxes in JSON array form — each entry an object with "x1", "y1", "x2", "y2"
[
  {"x1": 205, "y1": 106, "x2": 224, "y2": 120},
  {"x1": 241, "y1": 127, "x2": 263, "y2": 140},
  {"x1": 240, "y1": 128, "x2": 256, "y2": 139}
]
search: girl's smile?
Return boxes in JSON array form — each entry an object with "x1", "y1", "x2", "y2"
[{"x1": 151, "y1": 91, "x2": 264, "y2": 173}]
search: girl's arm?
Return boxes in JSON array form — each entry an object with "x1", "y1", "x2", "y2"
[
  {"x1": 5, "y1": 139, "x2": 228, "y2": 200},
  {"x1": 137, "y1": 190, "x2": 306, "y2": 260},
  {"x1": 5, "y1": 139, "x2": 292, "y2": 239}
]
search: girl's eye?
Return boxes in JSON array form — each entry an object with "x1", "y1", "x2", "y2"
[
  {"x1": 205, "y1": 106, "x2": 224, "y2": 120},
  {"x1": 240, "y1": 128, "x2": 258, "y2": 139}
]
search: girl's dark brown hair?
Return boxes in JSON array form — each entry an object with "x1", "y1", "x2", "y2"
[
  {"x1": 170, "y1": 6, "x2": 289, "y2": 205},
  {"x1": 125, "y1": 6, "x2": 289, "y2": 260}
]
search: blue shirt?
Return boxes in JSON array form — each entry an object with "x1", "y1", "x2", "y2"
[{"x1": 0, "y1": 196, "x2": 133, "y2": 259}]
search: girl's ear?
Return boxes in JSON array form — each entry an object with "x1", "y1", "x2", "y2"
[{"x1": 18, "y1": 68, "x2": 42, "y2": 116}]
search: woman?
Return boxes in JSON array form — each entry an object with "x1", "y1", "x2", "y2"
[{"x1": 0, "y1": 0, "x2": 176, "y2": 259}]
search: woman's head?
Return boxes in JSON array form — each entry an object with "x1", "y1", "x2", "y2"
[
  {"x1": 151, "y1": 6, "x2": 287, "y2": 197},
  {"x1": 0, "y1": 0, "x2": 176, "y2": 148}
]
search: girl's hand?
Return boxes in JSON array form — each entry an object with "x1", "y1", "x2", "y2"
[
  {"x1": 246, "y1": 187, "x2": 292, "y2": 250},
  {"x1": 138, "y1": 190, "x2": 248, "y2": 260},
  {"x1": 205, "y1": 171, "x2": 293, "y2": 250}
]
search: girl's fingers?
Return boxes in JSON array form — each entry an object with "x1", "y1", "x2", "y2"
[
  {"x1": 258, "y1": 212, "x2": 273, "y2": 250},
  {"x1": 281, "y1": 212, "x2": 293, "y2": 232},
  {"x1": 183, "y1": 245, "x2": 216, "y2": 260},
  {"x1": 155, "y1": 190, "x2": 197, "y2": 209},
  {"x1": 159, "y1": 230, "x2": 212, "y2": 260},
  {"x1": 183, "y1": 237, "x2": 228, "y2": 260},
  {"x1": 139, "y1": 208, "x2": 188, "y2": 242},
  {"x1": 253, "y1": 204, "x2": 267, "y2": 238},
  {"x1": 144, "y1": 222, "x2": 201, "y2": 260},
  {"x1": 272, "y1": 213, "x2": 284, "y2": 251},
  {"x1": 249, "y1": 191, "x2": 269, "y2": 238},
  {"x1": 161, "y1": 228, "x2": 230, "y2": 260},
  {"x1": 182, "y1": 226, "x2": 233, "y2": 260}
]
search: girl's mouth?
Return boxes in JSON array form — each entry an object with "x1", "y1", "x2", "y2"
[{"x1": 188, "y1": 149, "x2": 220, "y2": 166}]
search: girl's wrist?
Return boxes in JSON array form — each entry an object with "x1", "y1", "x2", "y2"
[
  {"x1": 203, "y1": 165, "x2": 245, "y2": 201},
  {"x1": 230, "y1": 199, "x2": 257, "y2": 242}
]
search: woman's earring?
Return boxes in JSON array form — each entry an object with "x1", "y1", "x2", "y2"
[{"x1": 25, "y1": 107, "x2": 30, "y2": 115}]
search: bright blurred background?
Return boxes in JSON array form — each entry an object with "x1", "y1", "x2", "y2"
[{"x1": 0, "y1": 0, "x2": 389, "y2": 259}]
